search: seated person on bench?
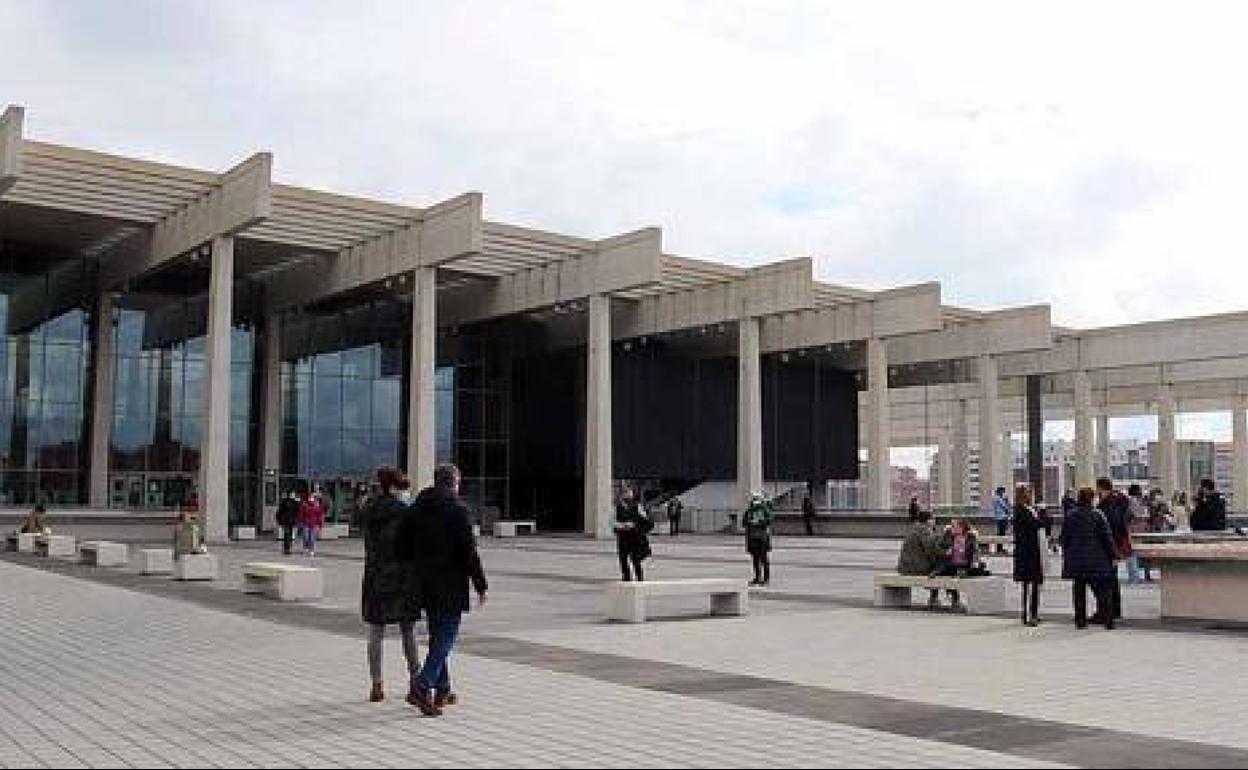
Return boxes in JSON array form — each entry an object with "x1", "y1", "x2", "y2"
[
  {"x1": 173, "y1": 510, "x2": 208, "y2": 560},
  {"x1": 934, "y1": 518, "x2": 989, "y2": 612},
  {"x1": 897, "y1": 510, "x2": 952, "y2": 610},
  {"x1": 17, "y1": 504, "x2": 50, "y2": 536}
]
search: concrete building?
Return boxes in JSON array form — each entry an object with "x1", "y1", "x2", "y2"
[{"x1": 5, "y1": 103, "x2": 1248, "y2": 539}]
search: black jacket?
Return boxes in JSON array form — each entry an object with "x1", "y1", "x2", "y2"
[
  {"x1": 614, "y1": 502, "x2": 653, "y2": 559},
  {"x1": 276, "y1": 496, "x2": 300, "y2": 528},
  {"x1": 1060, "y1": 505, "x2": 1117, "y2": 581},
  {"x1": 359, "y1": 494, "x2": 422, "y2": 624},
  {"x1": 1098, "y1": 491, "x2": 1132, "y2": 547},
  {"x1": 1012, "y1": 504, "x2": 1044, "y2": 583},
  {"x1": 1191, "y1": 492, "x2": 1228, "y2": 532},
  {"x1": 402, "y1": 486, "x2": 488, "y2": 617}
]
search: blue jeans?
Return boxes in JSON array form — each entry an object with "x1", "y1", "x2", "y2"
[
  {"x1": 302, "y1": 526, "x2": 318, "y2": 553},
  {"x1": 1125, "y1": 555, "x2": 1142, "y2": 583},
  {"x1": 413, "y1": 612, "x2": 462, "y2": 695}
]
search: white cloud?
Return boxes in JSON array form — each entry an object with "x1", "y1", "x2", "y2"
[{"x1": 4, "y1": 0, "x2": 1248, "y2": 332}]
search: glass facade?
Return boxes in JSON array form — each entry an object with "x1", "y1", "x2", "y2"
[
  {"x1": 439, "y1": 325, "x2": 511, "y2": 521},
  {"x1": 109, "y1": 276, "x2": 263, "y2": 523},
  {"x1": 279, "y1": 300, "x2": 405, "y2": 521},
  {"x1": 0, "y1": 248, "x2": 93, "y2": 505}
]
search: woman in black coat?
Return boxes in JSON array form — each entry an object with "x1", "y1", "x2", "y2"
[
  {"x1": 1060, "y1": 487, "x2": 1118, "y2": 630},
  {"x1": 1011, "y1": 485, "x2": 1044, "y2": 627},
  {"x1": 613, "y1": 490, "x2": 653, "y2": 582},
  {"x1": 359, "y1": 467, "x2": 422, "y2": 702}
]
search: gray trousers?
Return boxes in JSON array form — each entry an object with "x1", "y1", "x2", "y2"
[{"x1": 368, "y1": 622, "x2": 420, "y2": 683}]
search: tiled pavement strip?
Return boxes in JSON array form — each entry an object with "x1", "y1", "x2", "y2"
[{"x1": 0, "y1": 537, "x2": 1246, "y2": 768}]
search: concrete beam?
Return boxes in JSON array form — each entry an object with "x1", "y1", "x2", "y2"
[
  {"x1": 440, "y1": 227, "x2": 663, "y2": 326},
  {"x1": 886, "y1": 305, "x2": 1052, "y2": 365},
  {"x1": 99, "y1": 152, "x2": 272, "y2": 290},
  {"x1": 758, "y1": 282, "x2": 941, "y2": 354},
  {"x1": 615, "y1": 257, "x2": 812, "y2": 340},
  {"x1": 0, "y1": 105, "x2": 22, "y2": 195},
  {"x1": 265, "y1": 192, "x2": 483, "y2": 312}
]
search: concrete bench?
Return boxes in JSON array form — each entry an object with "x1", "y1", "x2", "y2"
[
  {"x1": 320, "y1": 523, "x2": 350, "y2": 540},
  {"x1": 141, "y1": 548, "x2": 173, "y2": 575},
  {"x1": 495, "y1": 520, "x2": 537, "y2": 538},
  {"x1": 231, "y1": 525, "x2": 257, "y2": 541},
  {"x1": 14, "y1": 532, "x2": 38, "y2": 553},
  {"x1": 172, "y1": 553, "x2": 218, "y2": 581},
  {"x1": 4, "y1": 532, "x2": 18, "y2": 551},
  {"x1": 606, "y1": 578, "x2": 748, "y2": 623},
  {"x1": 242, "y1": 562, "x2": 323, "y2": 601},
  {"x1": 1136, "y1": 543, "x2": 1248, "y2": 623},
  {"x1": 873, "y1": 574, "x2": 1009, "y2": 615},
  {"x1": 79, "y1": 541, "x2": 128, "y2": 567},
  {"x1": 35, "y1": 534, "x2": 76, "y2": 558}
]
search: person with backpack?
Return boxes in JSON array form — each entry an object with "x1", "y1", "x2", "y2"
[
  {"x1": 744, "y1": 492, "x2": 774, "y2": 586},
  {"x1": 359, "y1": 467, "x2": 422, "y2": 703}
]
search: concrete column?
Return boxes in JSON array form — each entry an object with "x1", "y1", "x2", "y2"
[
  {"x1": 200, "y1": 235, "x2": 234, "y2": 543},
  {"x1": 1096, "y1": 413, "x2": 1111, "y2": 479},
  {"x1": 584, "y1": 294, "x2": 614, "y2": 538},
  {"x1": 258, "y1": 314, "x2": 282, "y2": 531},
  {"x1": 406, "y1": 267, "x2": 436, "y2": 491},
  {"x1": 1025, "y1": 375, "x2": 1044, "y2": 502},
  {"x1": 865, "y1": 337, "x2": 891, "y2": 510},
  {"x1": 1157, "y1": 384, "x2": 1178, "y2": 497},
  {"x1": 737, "y1": 316, "x2": 763, "y2": 506},
  {"x1": 937, "y1": 432, "x2": 955, "y2": 509},
  {"x1": 1233, "y1": 396, "x2": 1248, "y2": 512},
  {"x1": 951, "y1": 398, "x2": 968, "y2": 508},
  {"x1": 978, "y1": 354, "x2": 1001, "y2": 513},
  {"x1": 88, "y1": 291, "x2": 115, "y2": 509},
  {"x1": 1072, "y1": 370, "x2": 1094, "y2": 488}
]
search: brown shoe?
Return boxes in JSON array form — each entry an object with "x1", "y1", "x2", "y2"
[
  {"x1": 406, "y1": 689, "x2": 442, "y2": 717},
  {"x1": 369, "y1": 683, "x2": 384, "y2": 703},
  {"x1": 434, "y1": 691, "x2": 458, "y2": 708}
]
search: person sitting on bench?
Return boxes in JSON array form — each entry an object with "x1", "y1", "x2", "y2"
[
  {"x1": 897, "y1": 510, "x2": 947, "y2": 610},
  {"x1": 17, "y1": 505, "x2": 50, "y2": 536},
  {"x1": 933, "y1": 518, "x2": 986, "y2": 612},
  {"x1": 173, "y1": 509, "x2": 207, "y2": 560}
]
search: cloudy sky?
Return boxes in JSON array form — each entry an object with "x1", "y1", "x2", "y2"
[{"x1": 3, "y1": 1, "x2": 1244, "y2": 456}]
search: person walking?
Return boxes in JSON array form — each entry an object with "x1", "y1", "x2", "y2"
[
  {"x1": 1124, "y1": 484, "x2": 1148, "y2": 584},
  {"x1": 992, "y1": 487, "x2": 1011, "y2": 554},
  {"x1": 907, "y1": 496, "x2": 921, "y2": 522},
  {"x1": 276, "y1": 491, "x2": 300, "y2": 556},
  {"x1": 613, "y1": 489, "x2": 653, "y2": 581},
  {"x1": 1061, "y1": 487, "x2": 1117, "y2": 630},
  {"x1": 802, "y1": 493, "x2": 817, "y2": 536},
  {"x1": 1012, "y1": 485, "x2": 1045, "y2": 626},
  {"x1": 667, "y1": 496, "x2": 683, "y2": 537},
  {"x1": 403, "y1": 464, "x2": 488, "y2": 717},
  {"x1": 1095, "y1": 478, "x2": 1129, "y2": 621},
  {"x1": 1191, "y1": 478, "x2": 1228, "y2": 532},
  {"x1": 744, "y1": 492, "x2": 774, "y2": 586},
  {"x1": 359, "y1": 467, "x2": 422, "y2": 703},
  {"x1": 299, "y1": 488, "x2": 326, "y2": 557}
]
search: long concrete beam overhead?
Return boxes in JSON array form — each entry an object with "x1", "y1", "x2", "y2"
[
  {"x1": 886, "y1": 304, "x2": 1053, "y2": 365},
  {"x1": 265, "y1": 191, "x2": 482, "y2": 312},
  {"x1": 439, "y1": 227, "x2": 664, "y2": 326},
  {"x1": 1001, "y1": 311, "x2": 1248, "y2": 377},
  {"x1": 0, "y1": 105, "x2": 20, "y2": 195},
  {"x1": 759, "y1": 282, "x2": 942, "y2": 354},
  {"x1": 98, "y1": 151, "x2": 273, "y2": 290},
  {"x1": 614, "y1": 257, "x2": 813, "y2": 339}
]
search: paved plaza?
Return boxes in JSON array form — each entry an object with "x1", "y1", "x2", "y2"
[{"x1": 1, "y1": 534, "x2": 1246, "y2": 768}]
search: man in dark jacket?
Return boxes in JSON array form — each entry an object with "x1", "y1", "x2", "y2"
[
  {"x1": 803, "y1": 493, "x2": 817, "y2": 536},
  {"x1": 1095, "y1": 478, "x2": 1129, "y2": 621},
  {"x1": 1062, "y1": 487, "x2": 1117, "y2": 630},
  {"x1": 403, "y1": 464, "x2": 488, "y2": 717},
  {"x1": 1191, "y1": 479, "x2": 1228, "y2": 532},
  {"x1": 276, "y1": 491, "x2": 300, "y2": 556}
]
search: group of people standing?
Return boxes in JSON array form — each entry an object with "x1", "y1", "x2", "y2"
[
  {"x1": 275, "y1": 487, "x2": 329, "y2": 557},
  {"x1": 612, "y1": 487, "x2": 776, "y2": 586},
  {"x1": 357, "y1": 463, "x2": 488, "y2": 718}
]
